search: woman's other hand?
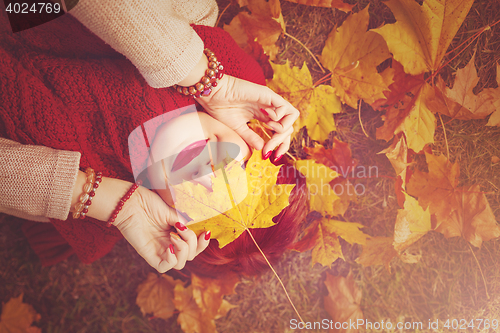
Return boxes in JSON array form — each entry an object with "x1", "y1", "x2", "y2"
[
  {"x1": 197, "y1": 75, "x2": 299, "y2": 161},
  {"x1": 78, "y1": 173, "x2": 210, "y2": 273}
]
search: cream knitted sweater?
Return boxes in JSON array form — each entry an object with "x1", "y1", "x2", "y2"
[{"x1": 0, "y1": 0, "x2": 218, "y2": 221}]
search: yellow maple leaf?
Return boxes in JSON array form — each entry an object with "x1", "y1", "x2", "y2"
[
  {"x1": 294, "y1": 159, "x2": 340, "y2": 216},
  {"x1": 266, "y1": 61, "x2": 341, "y2": 142},
  {"x1": 172, "y1": 150, "x2": 295, "y2": 248},
  {"x1": 136, "y1": 273, "x2": 181, "y2": 320},
  {"x1": 0, "y1": 294, "x2": 40, "y2": 333},
  {"x1": 393, "y1": 193, "x2": 431, "y2": 253},
  {"x1": 284, "y1": 0, "x2": 354, "y2": 12},
  {"x1": 371, "y1": 0, "x2": 474, "y2": 75},
  {"x1": 320, "y1": 6, "x2": 393, "y2": 108},
  {"x1": 292, "y1": 218, "x2": 368, "y2": 268}
]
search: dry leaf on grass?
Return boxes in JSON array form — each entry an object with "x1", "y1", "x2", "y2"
[
  {"x1": 372, "y1": 0, "x2": 475, "y2": 75},
  {"x1": 266, "y1": 61, "x2": 341, "y2": 142},
  {"x1": 291, "y1": 218, "x2": 368, "y2": 267},
  {"x1": 284, "y1": 0, "x2": 354, "y2": 12},
  {"x1": 173, "y1": 151, "x2": 295, "y2": 248},
  {"x1": 136, "y1": 273, "x2": 180, "y2": 320},
  {"x1": 324, "y1": 271, "x2": 364, "y2": 333},
  {"x1": 379, "y1": 134, "x2": 410, "y2": 206},
  {"x1": 0, "y1": 294, "x2": 41, "y2": 333},
  {"x1": 434, "y1": 185, "x2": 500, "y2": 248},
  {"x1": 321, "y1": 6, "x2": 393, "y2": 108},
  {"x1": 355, "y1": 237, "x2": 397, "y2": 273},
  {"x1": 393, "y1": 193, "x2": 431, "y2": 253},
  {"x1": 305, "y1": 139, "x2": 357, "y2": 176},
  {"x1": 174, "y1": 284, "x2": 217, "y2": 333},
  {"x1": 294, "y1": 159, "x2": 340, "y2": 216},
  {"x1": 224, "y1": 0, "x2": 285, "y2": 60},
  {"x1": 485, "y1": 63, "x2": 500, "y2": 127},
  {"x1": 372, "y1": 61, "x2": 436, "y2": 153}
]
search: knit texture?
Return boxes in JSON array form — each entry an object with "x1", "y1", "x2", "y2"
[
  {"x1": 0, "y1": 138, "x2": 80, "y2": 221},
  {"x1": 70, "y1": 0, "x2": 218, "y2": 87},
  {"x1": 0, "y1": 12, "x2": 265, "y2": 264}
]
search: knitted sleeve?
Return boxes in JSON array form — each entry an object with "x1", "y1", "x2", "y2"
[
  {"x1": 0, "y1": 138, "x2": 81, "y2": 221},
  {"x1": 70, "y1": 0, "x2": 218, "y2": 88}
]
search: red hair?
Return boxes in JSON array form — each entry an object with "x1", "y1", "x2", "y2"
[{"x1": 185, "y1": 162, "x2": 308, "y2": 278}]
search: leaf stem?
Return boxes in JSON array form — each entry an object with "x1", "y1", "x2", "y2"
[
  {"x1": 215, "y1": 2, "x2": 231, "y2": 27},
  {"x1": 245, "y1": 228, "x2": 305, "y2": 324},
  {"x1": 283, "y1": 31, "x2": 325, "y2": 73},
  {"x1": 358, "y1": 100, "x2": 369, "y2": 138},
  {"x1": 438, "y1": 113, "x2": 450, "y2": 161}
]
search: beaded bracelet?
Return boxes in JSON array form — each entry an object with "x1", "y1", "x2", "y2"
[
  {"x1": 72, "y1": 168, "x2": 102, "y2": 219},
  {"x1": 174, "y1": 48, "x2": 224, "y2": 98},
  {"x1": 106, "y1": 180, "x2": 142, "y2": 227}
]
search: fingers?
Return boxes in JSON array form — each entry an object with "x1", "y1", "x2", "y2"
[
  {"x1": 262, "y1": 126, "x2": 293, "y2": 161},
  {"x1": 140, "y1": 239, "x2": 178, "y2": 273},
  {"x1": 235, "y1": 125, "x2": 265, "y2": 150},
  {"x1": 170, "y1": 223, "x2": 211, "y2": 270}
]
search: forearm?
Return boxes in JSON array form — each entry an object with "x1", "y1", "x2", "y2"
[
  {"x1": 0, "y1": 138, "x2": 80, "y2": 220},
  {"x1": 71, "y1": 171, "x2": 131, "y2": 222},
  {"x1": 70, "y1": 0, "x2": 214, "y2": 87}
]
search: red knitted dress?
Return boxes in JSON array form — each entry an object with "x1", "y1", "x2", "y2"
[{"x1": 0, "y1": 12, "x2": 265, "y2": 265}]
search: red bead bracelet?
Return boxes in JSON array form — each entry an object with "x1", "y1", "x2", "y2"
[{"x1": 106, "y1": 180, "x2": 142, "y2": 227}]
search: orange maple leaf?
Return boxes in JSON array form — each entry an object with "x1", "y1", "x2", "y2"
[
  {"x1": 355, "y1": 237, "x2": 397, "y2": 273},
  {"x1": 0, "y1": 294, "x2": 41, "y2": 333},
  {"x1": 324, "y1": 271, "x2": 364, "y2": 333},
  {"x1": 135, "y1": 273, "x2": 181, "y2": 320},
  {"x1": 305, "y1": 139, "x2": 357, "y2": 176}
]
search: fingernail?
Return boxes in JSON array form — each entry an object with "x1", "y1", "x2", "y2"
[
  {"x1": 274, "y1": 154, "x2": 283, "y2": 163},
  {"x1": 170, "y1": 232, "x2": 181, "y2": 240},
  {"x1": 169, "y1": 244, "x2": 175, "y2": 254},
  {"x1": 175, "y1": 222, "x2": 187, "y2": 231},
  {"x1": 260, "y1": 108, "x2": 268, "y2": 116},
  {"x1": 204, "y1": 230, "x2": 211, "y2": 240},
  {"x1": 263, "y1": 150, "x2": 272, "y2": 160}
]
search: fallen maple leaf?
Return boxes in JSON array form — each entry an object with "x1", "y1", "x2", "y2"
[
  {"x1": 485, "y1": 63, "x2": 500, "y2": 126},
  {"x1": 173, "y1": 284, "x2": 217, "y2": 333},
  {"x1": 372, "y1": 0, "x2": 475, "y2": 75},
  {"x1": 224, "y1": 0, "x2": 285, "y2": 60},
  {"x1": 266, "y1": 61, "x2": 341, "y2": 142},
  {"x1": 173, "y1": 150, "x2": 295, "y2": 248},
  {"x1": 191, "y1": 273, "x2": 239, "y2": 319},
  {"x1": 440, "y1": 54, "x2": 496, "y2": 119},
  {"x1": 434, "y1": 185, "x2": 500, "y2": 248},
  {"x1": 321, "y1": 6, "x2": 393, "y2": 108},
  {"x1": 136, "y1": 273, "x2": 180, "y2": 320},
  {"x1": 294, "y1": 159, "x2": 341, "y2": 216},
  {"x1": 292, "y1": 218, "x2": 368, "y2": 268},
  {"x1": 406, "y1": 152, "x2": 460, "y2": 222},
  {"x1": 284, "y1": 0, "x2": 354, "y2": 13},
  {"x1": 355, "y1": 237, "x2": 397, "y2": 273},
  {"x1": 371, "y1": 61, "x2": 436, "y2": 152},
  {"x1": 379, "y1": 134, "x2": 410, "y2": 206},
  {"x1": 324, "y1": 271, "x2": 364, "y2": 333},
  {"x1": 0, "y1": 294, "x2": 40, "y2": 333},
  {"x1": 393, "y1": 193, "x2": 431, "y2": 253},
  {"x1": 305, "y1": 139, "x2": 357, "y2": 176}
]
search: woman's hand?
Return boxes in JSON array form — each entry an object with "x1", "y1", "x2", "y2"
[
  {"x1": 77, "y1": 173, "x2": 210, "y2": 273},
  {"x1": 196, "y1": 75, "x2": 299, "y2": 161}
]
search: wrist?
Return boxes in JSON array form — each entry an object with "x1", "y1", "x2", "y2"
[{"x1": 177, "y1": 53, "x2": 209, "y2": 87}]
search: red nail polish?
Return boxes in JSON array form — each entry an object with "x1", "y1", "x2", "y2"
[
  {"x1": 274, "y1": 154, "x2": 283, "y2": 163},
  {"x1": 175, "y1": 222, "x2": 187, "y2": 231},
  {"x1": 169, "y1": 244, "x2": 175, "y2": 254},
  {"x1": 263, "y1": 150, "x2": 272, "y2": 160},
  {"x1": 205, "y1": 230, "x2": 211, "y2": 240},
  {"x1": 260, "y1": 108, "x2": 268, "y2": 116}
]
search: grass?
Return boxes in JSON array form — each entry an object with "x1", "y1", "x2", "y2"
[{"x1": 1, "y1": 0, "x2": 500, "y2": 332}]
